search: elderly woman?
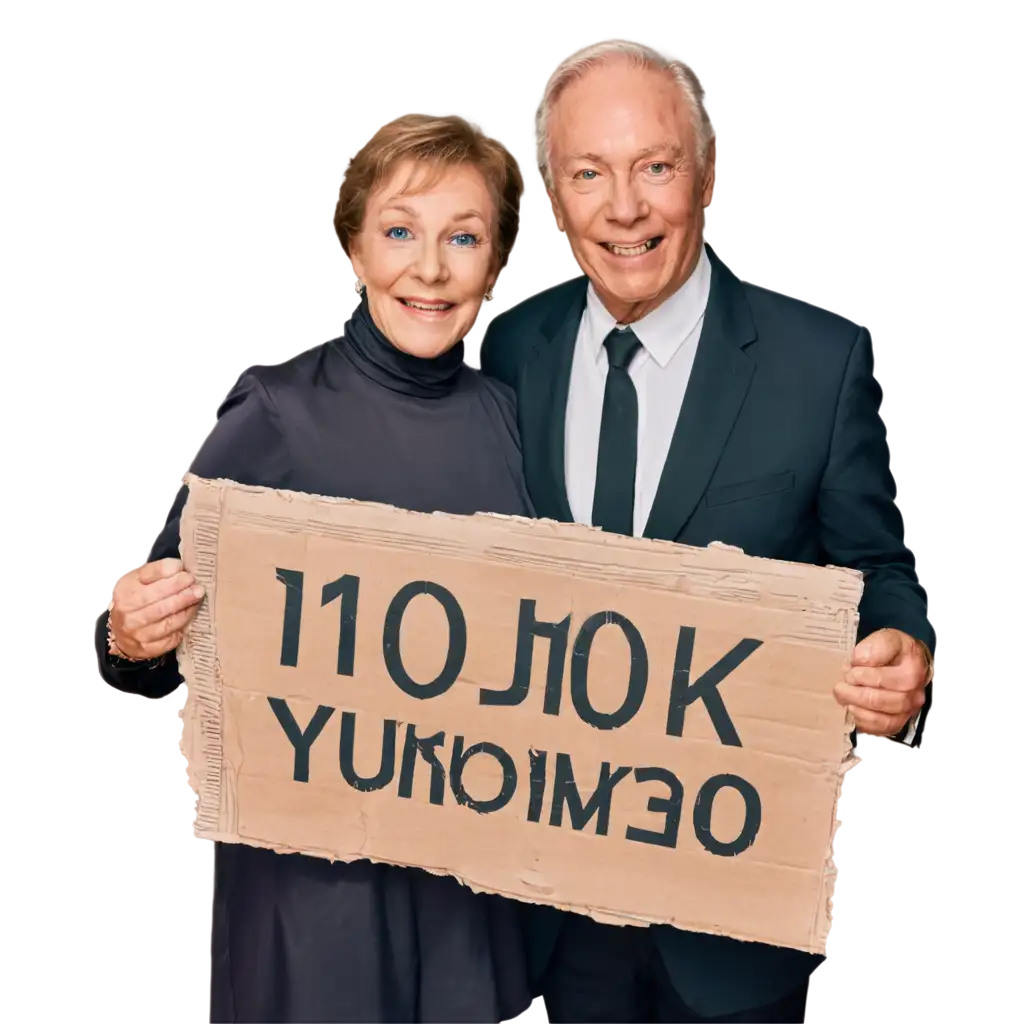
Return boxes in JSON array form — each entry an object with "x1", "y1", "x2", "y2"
[{"x1": 95, "y1": 115, "x2": 533, "y2": 1023}]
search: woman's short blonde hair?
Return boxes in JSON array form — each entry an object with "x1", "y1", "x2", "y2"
[{"x1": 334, "y1": 114, "x2": 524, "y2": 271}]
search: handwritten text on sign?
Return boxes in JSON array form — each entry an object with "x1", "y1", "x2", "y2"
[
  {"x1": 271, "y1": 568, "x2": 764, "y2": 856},
  {"x1": 178, "y1": 476, "x2": 860, "y2": 953}
]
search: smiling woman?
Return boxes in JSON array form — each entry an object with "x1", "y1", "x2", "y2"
[
  {"x1": 335, "y1": 113, "x2": 522, "y2": 358},
  {"x1": 94, "y1": 114, "x2": 534, "y2": 1024}
]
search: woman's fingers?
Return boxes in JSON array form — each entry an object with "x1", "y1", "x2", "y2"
[
  {"x1": 127, "y1": 631, "x2": 185, "y2": 661},
  {"x1": 119, "y1": 583, "x2": 204, "y2": 633},
  {"x1": 131, "y1": 603, "x2": 202, "y2": 644},
  {"x1": 137, "y1": 558, "x2": 184, "y2": 585},
  {"x1": 109, "y1": 559, "x2": 205, "y2": 659},
  {"x1": 114, "y1": 569, "x2": 195, "y2": 613}
]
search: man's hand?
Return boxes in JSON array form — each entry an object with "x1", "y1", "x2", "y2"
[
  {"x1": 108, "y1": 558, "x2": 205, "y2": 661},
  {"x1": 833, "y1": 628, "x2": 932, "y2": 736}
]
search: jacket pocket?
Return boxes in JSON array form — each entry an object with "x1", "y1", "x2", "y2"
[{"x1": 704, "y1": 470, "x2": 795, "y2": 507}]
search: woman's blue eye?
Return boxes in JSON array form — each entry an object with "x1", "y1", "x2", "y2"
[
  {"x1": 450, "y1": 232, "x2": 478, "y2": 247},
  {"x1": 386, "y1": 226, "x2": 411, "y2": 240}
]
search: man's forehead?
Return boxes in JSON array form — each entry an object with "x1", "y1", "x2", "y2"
[
  {"x1": 559, "y1": 62, "x2": 682, "y2": 107},
  {"x1": 550, "y1": 105, "x2": 693, "y2": 168},
  {"x1": 548, "y1": 64, "x2": 692, "y2": 151}
]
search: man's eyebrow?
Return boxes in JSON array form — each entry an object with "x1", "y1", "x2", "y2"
[
  {"x1": 634, "y1": 143, "x2": 687, "y2": 160},
  {"x1": 564, "y1": 152, "x2": 607, "y2": 165},
  {"x1": 562, "y1": 144, "x2": 687, "y2": 165}
]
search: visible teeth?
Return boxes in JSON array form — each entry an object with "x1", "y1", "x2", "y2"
[
  {"x1": 403, "y1": 300, "x2": 452, "y2": 311},
  {"x1": 606, "y1": 240, "x2": 656, "y2": 256}
]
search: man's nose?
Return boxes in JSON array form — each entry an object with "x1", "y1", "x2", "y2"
[{"x1": 606, "y1": 177, "x2": 647, "y2": 227}]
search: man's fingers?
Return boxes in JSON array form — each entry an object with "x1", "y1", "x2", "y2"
[
  {"x1": 834, "y1": 680, "x2": 922, "y2": 716},
  {"x1": 851, "y1": 628, "x2": 902, "y2": 668},
  {"x1": 845, "y1": 664, "x2": 922, "y2": 692},
  {"x1": 847, "y1": 706, "x2": 908, "y2": 737},
  {"x1": 137, "y1": 558, "x2": 184, "y2": 585},
  {"x1": 120, "y1": 584, "x2": 204, "y2": 633},
  {"x1": 835, "y1": 679, "x2": 901, "y2": 712}
]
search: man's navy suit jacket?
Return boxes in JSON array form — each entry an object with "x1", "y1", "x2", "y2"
[{"x1": 480, "y1": 243, "x2": 934, "y2": 1017}]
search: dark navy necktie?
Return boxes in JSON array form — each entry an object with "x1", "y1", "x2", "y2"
[{"x1": 591, "y1": 327, "x2": 643, "y2": 536}]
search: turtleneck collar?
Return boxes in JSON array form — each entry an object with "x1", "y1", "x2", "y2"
[{"x1": 336, "y1": 293, "x2": 465, "y2": 399}]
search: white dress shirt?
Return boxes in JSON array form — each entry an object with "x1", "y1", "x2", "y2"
[
  {"x1": 563, "y1": 243, "x2": 922, "y2": 745},
  {"x1": 564, "y1": 243, "x2": 712, "y2": 536}
]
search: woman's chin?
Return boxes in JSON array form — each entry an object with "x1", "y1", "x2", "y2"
[{"x1": 389, "y1": 327, "x2": 461, "y2": 359}]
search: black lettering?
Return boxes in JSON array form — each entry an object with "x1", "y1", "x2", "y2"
[
  {"x1": 693, "y1": 773, "x2": 762, "y2": 856},
  {"x1": 383, "y1": 581, "x2": 466, "y2": 699},
  {"x1": 527, "y1": 748, "x2": 547, "y2": 823},
  {"x1": 322, "y1": 574, "x2": 360, "y2": 676},
  {"x1": 625, "y1": 766, "x2": 684, "y2": 848},
  {"x1": 338, "y1": 711, "x2": 397, "y2": 792},
  {"x1": 549, "y1": 752, "x2": 631, "y2": 835},
  {"x1": 397, "y1": 723, "x2": 447, "y2": 805},
  {"x1": 449, "y1": 736, "x2": 517, "y2": 814},
  {"x1": 480, "y1": 599, "x2": 571, "y2": 710},
  {"x1": 267, "y1": 697, "x2": 334, "y2": 783},
  {"x1": 570, "y1": 612, "x2": 648, "y2": 729},
  {"x1": 665, "y1": 628, "x2": 761, "y2": 746},
  {"x1": 276, "y1": 568, "x2": 304, "y2": 667}
]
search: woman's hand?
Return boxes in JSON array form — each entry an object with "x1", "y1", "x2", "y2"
[{"x1": 108, "y1": 558, "x2": 205, "y2": 660}]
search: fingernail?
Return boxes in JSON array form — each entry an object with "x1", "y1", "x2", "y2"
[{"x1": 192, "y1": 585, "x2": 205, "y2": 599}]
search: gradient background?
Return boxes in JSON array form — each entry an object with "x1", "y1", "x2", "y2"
[{"x1": 2, "y1": 2, "x2": 1018, "y2": 1020}]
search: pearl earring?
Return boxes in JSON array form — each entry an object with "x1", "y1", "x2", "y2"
[
  {"x1": 484, "y1": 289, "x2": 493, "y2": 301},
  {"x1": 355, "y1": 279, "x2": 365, "y2": 295}
]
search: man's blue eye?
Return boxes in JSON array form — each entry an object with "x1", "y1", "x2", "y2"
[
  {"x1": 578, "y1": 169, "x2": 598, "y2": 180},
  {"x1": 450, "y1": 232, "x2": 478, "y2": 247},
  {"x1": 649, "y1": 162, "x2": 668, "y2": 174},
  {"x1": 386, "y1": 226, "x2": 411, "y2": 240}
]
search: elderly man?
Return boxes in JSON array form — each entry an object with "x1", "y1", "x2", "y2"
[{"x1": 481, "y1": 40, "x2": 934, "y2": 1024}]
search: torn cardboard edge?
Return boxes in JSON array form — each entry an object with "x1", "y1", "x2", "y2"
[{"x1": 177, "y1": 473, "x2": 859, "y2": 954}]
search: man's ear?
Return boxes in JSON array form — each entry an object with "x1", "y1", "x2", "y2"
[
  {"x1": 547, "y1": 187, "x2": 567, "y2": 232},
  {"x1": 701, "y1": 138, "x2": 717, "y2": 208}
]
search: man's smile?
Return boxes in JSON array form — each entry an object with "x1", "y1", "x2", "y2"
[{"x1": 600, "y1": 236, "x2": 664, "y2": 257}]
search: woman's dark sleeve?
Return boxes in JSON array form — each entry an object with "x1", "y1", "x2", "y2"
[{"x1": 95, "y1": 371, "x2": 291, "y2": 698}]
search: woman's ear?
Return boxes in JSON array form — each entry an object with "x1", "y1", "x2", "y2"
[
  {"x1": 348, "y1": 238, "x2": 365, "y2": 283},
  {"x1": 482, "y1": 258, "x2": 502, "y2": 299}
]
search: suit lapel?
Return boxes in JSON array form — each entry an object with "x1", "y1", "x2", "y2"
[
  {"x1": 518, "y1": 279, "x2": 588, "y2": 523},
  {"x1": 642, "y1": 246, "x2": 758, "y2": 541}
]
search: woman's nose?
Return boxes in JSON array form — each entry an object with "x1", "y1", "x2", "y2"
[{"x1": 413, "y1": 242, "x2": 449, "y2": 284}]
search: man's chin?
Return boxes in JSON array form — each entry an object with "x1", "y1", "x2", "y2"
[{"x1": 591, "y1": 271, "x2": 664, "y2": 305}]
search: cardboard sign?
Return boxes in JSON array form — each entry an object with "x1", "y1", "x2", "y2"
[{"x1": 178, "y1": 474, "x2": 861, "y2": 954}]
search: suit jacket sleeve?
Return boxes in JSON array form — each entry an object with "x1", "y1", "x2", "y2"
[
  {"x1": 480, "y1": 316, "x2": 518, "y2": 388},
  {"x1": 95, "y1": 371, "x2": 291, "y2": 698},
  {"x1": 817, "y1": 326, "x2": 934, "y2": 745}
]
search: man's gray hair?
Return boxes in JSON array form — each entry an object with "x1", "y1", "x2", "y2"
[{"x1": 535, "y1": 39, "x2": 715, "y2": 189}]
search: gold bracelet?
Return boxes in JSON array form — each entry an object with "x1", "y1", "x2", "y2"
[{"x1": 106, "y1": 601, "x2": 147, "y2": 662}]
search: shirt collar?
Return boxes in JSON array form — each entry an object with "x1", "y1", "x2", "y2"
[{"x1": 582, "y1": 243, "x2": 712, "y2": 369}]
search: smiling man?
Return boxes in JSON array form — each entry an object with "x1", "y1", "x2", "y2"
[{"x1": 481, "y1": 40, "x2": 935, "y2": 1024}]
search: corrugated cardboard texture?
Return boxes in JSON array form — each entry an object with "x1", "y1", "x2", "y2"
[{"x1": 178, "y1": 474, "x2": 861, "y2": 954}]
